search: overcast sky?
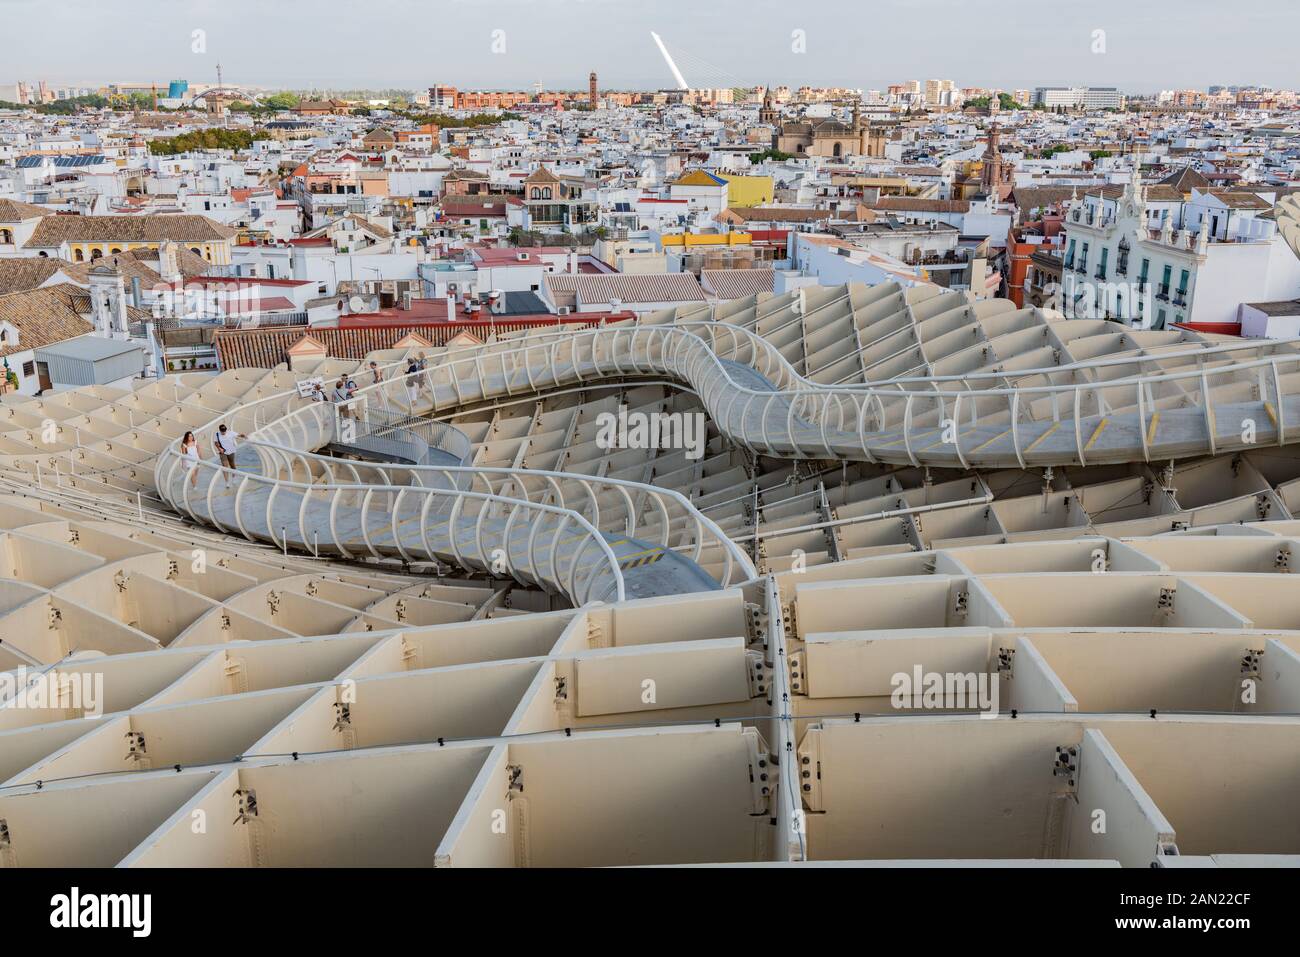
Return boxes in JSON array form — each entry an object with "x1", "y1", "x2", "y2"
[{"x1": 3, "y1": 0, "x2": 1294, "y2": 93}]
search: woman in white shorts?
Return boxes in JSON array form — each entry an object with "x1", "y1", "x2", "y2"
[{"x1": 181, "y1": 431, "x2": 201, "y2": 488}]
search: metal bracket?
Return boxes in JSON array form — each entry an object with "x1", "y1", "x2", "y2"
[
  {"x1": 1241, "y1": 649, "x2": 1263, "y2": 681},
  {"x1": 996, "y1": 647, "x2": 1016, "y2": 677},
  {"x1": 506, "y1": 763, "x2": 524, "y2": 797},
  {"x1": 233, "y1": 788, "x2": 258, "y2": 824},
  {"x1": 953, "y1": 589, "x2": 969, "y2": 619},
  {"x1": 125, "y1": 730, "x2": 147, "y2": 763},
  {"x1": 745, "y1": 601, "x2": 768, "y2": 645},
  {"x1": 788, "y1": 650, "x2": 806, "y2": 695},
  {"x1": 1157, "y1": 587, "x2": 1176, "y2": 613},
  {"x1": 332, "y1": 702, "x2": 351, "y2": 731},
  {"x1": 746, "y1": 649, "x2": 767, "y2": 698},
  {"x1": 1053, "y1": 745, "x2": 1079, "y2": 794},
  {"x1": 1275, "y1": 547, "x2": 1291, "y2": 572},
  {"x1": 796, "y1": 727, "x2": 823, "y2": 812}
]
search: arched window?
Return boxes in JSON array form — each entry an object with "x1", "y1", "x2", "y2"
[
  {"x1": 90, "y1": 249, "x2": 102, "y2": 261},
  {"x1": 542, "y1": 187, "x2": 552, "y2": 200},
  {"x1": 530, "y1": 187, "x2": 540, "y2": 199},
  {"x1": 0, "y1": 229, "x2": 12, "y2": 244},
  {"x1": 191, "y1": 247, "x2": 202, "y2": 258},
  {"x1": 110, "y1": 247, "x2": 122, "y2": 254},
  {"x1": 37, "y1": 251, "x2": 48, "y2": 258},
  {"x1": 73, "y1": 248, "x2": 85, "y2": 262},
  {"x1": 832, "y1": 142, "x2": 842, "y2": 158}
]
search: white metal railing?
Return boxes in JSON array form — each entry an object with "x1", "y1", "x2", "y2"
[
  {"x1": 248, "y1": 399, "x2": 752, "y2": 589},
  {"x1": 331, "y1": 322, "x2": 1300, "y2": 469},
  {"x1": 152, "y1": 317, "x2": 1300, "y2": 604},
  {"x1": 158, "y1": 449, "x2": 627, "y2": 605}
]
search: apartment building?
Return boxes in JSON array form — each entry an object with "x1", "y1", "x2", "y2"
[{"x1": 1059, "y1": 172, "x2": 1300, "y2": 328}]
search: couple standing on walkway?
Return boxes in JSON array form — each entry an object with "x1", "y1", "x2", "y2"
[{"x1": 179, "y1": 424, "x2": 248, "y2": 490}]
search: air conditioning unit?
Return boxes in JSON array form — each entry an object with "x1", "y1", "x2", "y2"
[
  {"x1": 516, "y1": 251, "x2": 529, "y2": 261},
  {"x1": 558, "y1": 306, "x2": 571, "y2": 316}
]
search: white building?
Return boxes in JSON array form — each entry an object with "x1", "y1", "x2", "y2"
[
  {"x1": 1059, "y1": 172, "x2": 1300, "y2": 330},
  {"x1": 1033, "y1": 87, "x2": 1126, "y2": 110}
]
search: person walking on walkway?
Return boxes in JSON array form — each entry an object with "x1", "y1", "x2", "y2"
[
  {"x1": 213, "y1": 424, "x2": 247, "y2": 489},
  {"x1": 181, "y1": 431, "x2": 201, "y2": 489}
]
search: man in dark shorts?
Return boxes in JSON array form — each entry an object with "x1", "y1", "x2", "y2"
[{"x1": 213, "y1": 423, "x2": 247, "y2": 489}]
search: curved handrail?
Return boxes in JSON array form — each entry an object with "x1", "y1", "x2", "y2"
[
  {"x1": 245, "y1": 409, "x2": 753, "y2": 589},
  {"x1": 335, "y1": 320, "x2": 1300, "y2": 469},
  {"x1": 153, "y1": 307, "x2": 1300, "y2": 604},
  {"x1": 157, "y1": 439, "x2": 627, "y2": 605}
]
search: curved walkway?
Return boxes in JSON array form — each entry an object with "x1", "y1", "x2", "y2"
[{"x1": 156, "y1": 318, "x2": 1300, "y2": 605}]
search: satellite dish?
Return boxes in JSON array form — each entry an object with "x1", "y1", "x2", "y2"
[{"x1": 348, "y1": 295, "x2": 366, "y2": 312}]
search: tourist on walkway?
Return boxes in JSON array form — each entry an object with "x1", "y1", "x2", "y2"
[{"x1": 213, "y1": 424, "x2": 247, "y2": 489}]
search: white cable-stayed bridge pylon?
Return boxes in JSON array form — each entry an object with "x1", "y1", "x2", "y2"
[{"x1": 650, "y1": 31, "x2": 746, "y2": 93}]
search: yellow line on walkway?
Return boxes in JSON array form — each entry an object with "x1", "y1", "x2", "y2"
[
  {"x1": 874, "y1": 427, "x2": 943, "y2": 451},
  {"x1": 969, "y1": 428, "x2": 1011, "y2": 454},
  {"x1": 1146, "y1": 412, "x2": 1161, "y2": 447},
  {"x1": 1084, "y1": 418, "x2": 1109, "y2": 452},
  {"x1": 616, "y1": 545, "x2": 664, "y2": 562},
  {"x1": 1024, "y1": 422, "x2": 1060, "y2": 452},
  {"x1": 1264, "y1": 403, "x2": 1278, "y2": 428}
]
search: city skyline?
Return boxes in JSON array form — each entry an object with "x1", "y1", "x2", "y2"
[{"x1": 2, "y1": 0, "x2": 1295, "y2": 93}]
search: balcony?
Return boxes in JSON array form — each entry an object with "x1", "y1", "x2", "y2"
[
  {"x1": 1156, "y1": 286, "x2": 1170, "y2": 302},
  {"x1": 1095, "y1": 267, "x2": 1107, "y2": 280},
  {"x1": 1173, "y1": 292, "x2": 1188, "y2": 307}
]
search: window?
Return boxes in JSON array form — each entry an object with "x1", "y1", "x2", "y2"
[
  {"x1": 1116, "y1": 238, "x2": 1129, "y2": 276},
  {"x1": 1096, "y1": 247, "x2": 1108, "y2": 280},
  {"x1": 21, "y1": 361, "x2": 33, "y2": 377},
  {"x1": 1158, "y1": 264, "x2": 1172, "y2": 300},
  {"x1": 1064, "y1": 239, "x2": 1076, "y2": 270},
  {"x1": 73, "y1": 248, "x2": 85, "y2": 262},
  {"x1": 1175, "y1": 269, "x2": 1190, "y2": 305},
  {"x1": 1078, "y1": 242, "x2": 1089, "y2": 273}
]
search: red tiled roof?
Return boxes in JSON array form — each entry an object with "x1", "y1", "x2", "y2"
[{"x1": 214, "y1": 316, "x2": 625, "y2": 369}]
